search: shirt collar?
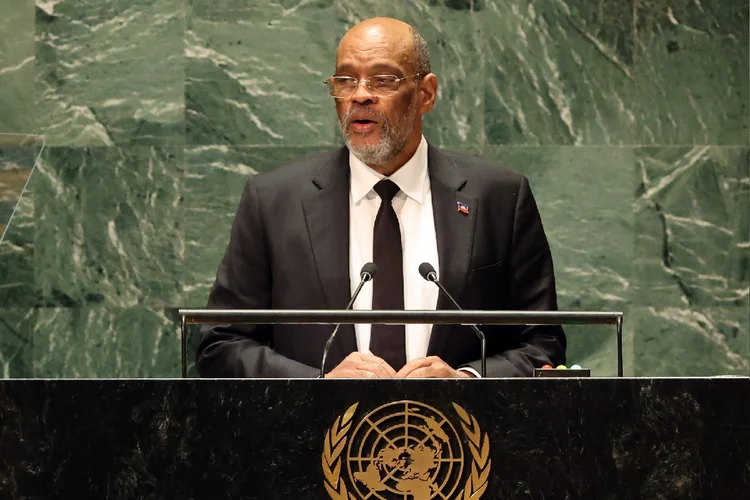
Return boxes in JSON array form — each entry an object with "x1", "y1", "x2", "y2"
[{"x1": 349, "y1": 135, "x2": 429, "y2": 205}]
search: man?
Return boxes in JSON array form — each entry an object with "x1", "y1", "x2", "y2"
[{"x1": 196, "y1": 17, "x2": 566, "y2": 379}]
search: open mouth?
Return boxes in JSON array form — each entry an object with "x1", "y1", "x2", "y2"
[{"x1": 350, "y1": 119, "x2": 378, "y2": 134}]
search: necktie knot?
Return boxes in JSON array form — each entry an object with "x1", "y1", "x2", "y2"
[{"x1": 374, "y1": 179, "x2": 400, "y2": 202}]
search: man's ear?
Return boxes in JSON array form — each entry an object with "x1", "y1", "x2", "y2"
[{"x1": 419, "y1": 73, "x2": 438, "y2": 114}]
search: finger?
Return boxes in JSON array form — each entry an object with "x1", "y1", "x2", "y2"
[
  {"x1": 405, "y1": 366, "x2": 435, "y2": 379},
  {"x1": 340, "y1": 354, "x2": 390, "y2": 373},
  {"x1": 325, "y1": 369, "x2": 353, "y2": 379},
  {"x1": 333, "y1": 361, "x2": 358, "y2": 373},
  {"x1": 353, "y1": 357, "x2": 394, "y2": 373},
  {"x1": 423, "y1": 356, "x2": 446, "y2": 366},
  {"x1": 355, "y1": 360, "x2": 395, "y2": 378},
  {"x1": 374, "y1": 360, "x2": 396, "y2": 378},
  {"x1": 343, "y1": 352, "x2": 381, "y2": 364},
  {"x1": 396, "y1": 364, "x2": 418, "y2": 378},
  {"x1": 335, "y1": 353, "x2": 369, "y2": 371},
  {"x1": 396, "y1": 357, "x2": 434, "y2": 378},
  {"x1": 399, "y1": 358, "x2": 432, "y2": 375},
  {"x1": 343, "y1": 352, "x2": 369, "y2": 363},
  {"x1": 428, "y1": 358, "x2": 455, "y2": 376},
  {"x1": 327, "y1": 368, "x2": 379, "y2": 379},
  {"x1": 358, "y1": 353, "x2": 393, "y2": 364}
]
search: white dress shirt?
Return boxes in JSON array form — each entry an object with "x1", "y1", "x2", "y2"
[{"x1": 348, "y1": 135, "x2": 440, "y2": 362}]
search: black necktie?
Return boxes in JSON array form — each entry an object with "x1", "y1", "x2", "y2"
[{"x1": 370, "y1": 179, "x2": 407, "y2": 370}]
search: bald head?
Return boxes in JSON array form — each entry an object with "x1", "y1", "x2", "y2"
[
  {"x1": 343, "y1": 16, "x2": 412, "y2": 40},
  {"x1": 336, "y1": 17, "x2": 431, "y2": 76}
]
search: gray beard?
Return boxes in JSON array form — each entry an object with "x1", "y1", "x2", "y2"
[{"x1": 340, "y1": 95, "x2": 419, "y2": 167}]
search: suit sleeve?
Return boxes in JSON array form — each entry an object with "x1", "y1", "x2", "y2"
[
  {"x1": 466, "y1": 176, "x2": 567, "y2": 377},
  {"x1": 195, "y1": 175, "x2": 319, "y2": 378}
]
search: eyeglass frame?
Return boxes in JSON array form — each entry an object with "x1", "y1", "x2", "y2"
[{"x1": 324, "y1": 73, "x2": 424, "y2": 98}]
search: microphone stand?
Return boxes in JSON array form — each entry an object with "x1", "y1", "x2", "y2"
[
  {"x1": 425, "y1": 270, "x2": 486, "y2": 378},
  {"x1": 320, "y1": 273, "x2": 372, "y2": 378}
]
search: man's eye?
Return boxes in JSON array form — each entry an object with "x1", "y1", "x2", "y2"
[{"x1": 371, "y1": 76, "x2": 396, "y2": 86}]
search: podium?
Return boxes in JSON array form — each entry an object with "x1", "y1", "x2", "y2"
[
  {"x1": 1, "y1": 310, "x2": 747, "y2": 498},
  {"x1": 0, "y1": 378, "x2": 747, "y2": 498}
]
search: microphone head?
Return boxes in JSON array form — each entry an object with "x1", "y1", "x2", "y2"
[
  {"x1": 360, "y1": 262, "x2": 377, "y2": 281},
  {"x1": 418, "y1": 262, "x2": 437, "y2": 281}
]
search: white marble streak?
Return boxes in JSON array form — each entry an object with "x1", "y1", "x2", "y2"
[
  {"x1": 648, "y1": 307, "x2": 749, "y2": 371},
  {"x1": 36, "y1": 0, "x2": 64, "y2": 16},
  {"x1": 223, "y1": 99, "x2": 284, "y2": 139},
  {"x1": 0, "y1": 56, "x2": 33, "y2": 76}
]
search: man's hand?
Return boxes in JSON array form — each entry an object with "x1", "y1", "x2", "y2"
[
  {"x1": 396, "y1": 356, "x2": 475, "y2": 379},
  {"x1": 325, "y1": 353, "x2": 398, "y2": 379}
]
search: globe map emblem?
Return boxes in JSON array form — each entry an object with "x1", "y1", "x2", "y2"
[{"x1": 345, "y1": 401, "x2": 465, "y2": 499}]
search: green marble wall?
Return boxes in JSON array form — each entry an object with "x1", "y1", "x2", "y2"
[{"x1": 0, "y1": 0, "x2": 747, "y2": 378}]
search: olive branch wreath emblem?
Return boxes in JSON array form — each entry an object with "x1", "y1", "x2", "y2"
[{"x1": 321, "y1": 402, "x2": 491, "y2": 499}]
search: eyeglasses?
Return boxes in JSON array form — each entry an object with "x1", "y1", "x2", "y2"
[{"x1": 324, "y1": 74, "x2": 422, "y2": 98}]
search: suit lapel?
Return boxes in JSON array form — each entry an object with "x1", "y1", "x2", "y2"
[
  {"x1": 301, "y1": 148, "x2": 357, "y2": 358},
  {"x1": 426, "y1": 146, "x2": 477, "y2": 356}
]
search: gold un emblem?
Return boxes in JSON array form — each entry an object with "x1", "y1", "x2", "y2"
[{"x1": 322, "y1": 401, "x2": 491, "y2": 500}]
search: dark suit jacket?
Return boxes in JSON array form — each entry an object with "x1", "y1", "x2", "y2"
[{"x1": 195, "y1": 144, "x2": 566, "y2": 378}]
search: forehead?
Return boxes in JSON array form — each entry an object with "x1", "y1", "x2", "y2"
[{"x1": 335, "y1": 29, "x2": 412, "y2": 73}]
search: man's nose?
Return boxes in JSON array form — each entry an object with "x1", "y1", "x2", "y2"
[{"x1": 351, "y1": 79, "x2": 377, "y2": 105}]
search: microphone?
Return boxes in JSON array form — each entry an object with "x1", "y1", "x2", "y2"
[
  {"x1": 320, "y1": 262, "x2": 377, "y2": 378},
  {"x1": 418, "y1": 262, "x2": 486, "y2": 378}
]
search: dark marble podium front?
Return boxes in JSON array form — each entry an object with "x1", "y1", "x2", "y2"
[{"x1": 0, "y1": 378, "x2": 748, "y2": 499}]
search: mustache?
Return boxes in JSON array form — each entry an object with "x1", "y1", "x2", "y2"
[{"x1": 343, "y1": 107, "x2": 387, "y2": 126}]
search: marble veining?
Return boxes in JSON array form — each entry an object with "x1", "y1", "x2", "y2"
[
  {"x1": 0, "y1": 0, "x2": 748, "y2": 378},
  {"x1": 0, "y1": 1, "x2": 36, "y2": 135},
  {"x1": 634, "y1": 0, "x2": 749, "y2": 145},
  {"x1": 35, "y1": 0, "x2": 185, "y2": 146}
]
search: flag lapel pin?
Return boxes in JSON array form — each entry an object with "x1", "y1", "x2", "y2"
[{"x1": 456, "y1": 201, "x2": 469, "y2": 214}]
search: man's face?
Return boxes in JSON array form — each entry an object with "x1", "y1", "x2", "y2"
[{"x1": 333, "y1": 29, "x2": 422, "y2": 166}]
